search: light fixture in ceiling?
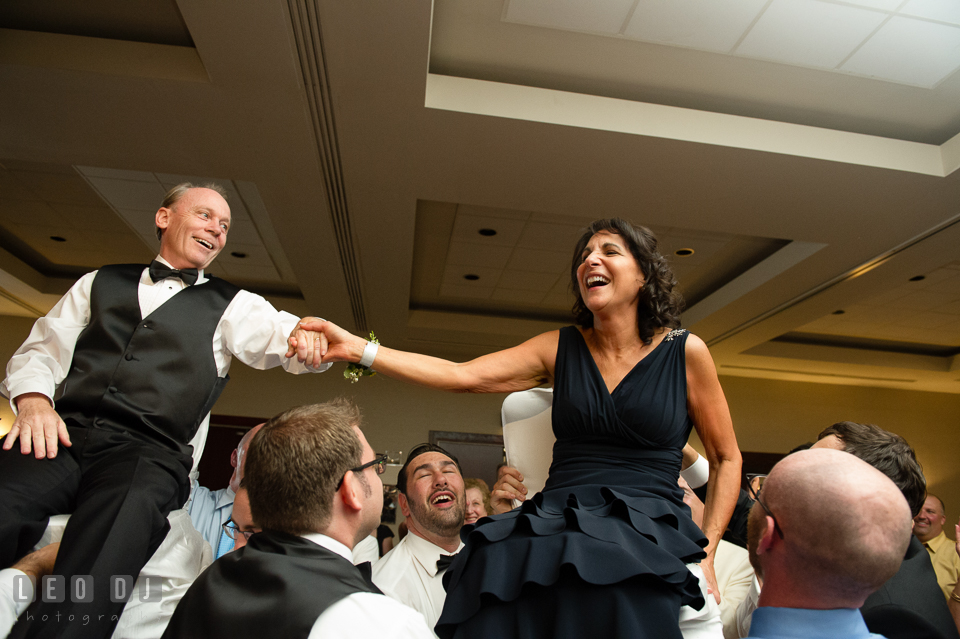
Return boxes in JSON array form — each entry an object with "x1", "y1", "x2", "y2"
[
  {"x1": 675, "y1": 248, "x2": 695, "y2": 256},
  {"x1": 909, "y1": 274, "x2": 926, "y2": 281},
  {"x1": 49, "y1": 236, "x2": 66, "y2": 242},
  {"x1": 478, "y1": 228, "x2": 497, "y2": 237},
  {"x1": 464, "y1": 274, "x2": 480, "y2": 281}
]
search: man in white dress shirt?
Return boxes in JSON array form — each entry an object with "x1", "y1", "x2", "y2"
[
  {"x1": 373, "y1": 444, "x2": 466, "y2": 632},
  {"x1": 0, "y1": 184, "x2": 328, "y2": 639},
  {"x1": 162, "y1": 399, "x2": 433, "y2": 639}
]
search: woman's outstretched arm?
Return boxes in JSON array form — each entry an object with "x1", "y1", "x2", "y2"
[
  {"x1": 293, "y1": 318, "x2": 559, "y2": 394},
  {"x1": 686, "y1": 333, "x2": 742, "y2": 603}
]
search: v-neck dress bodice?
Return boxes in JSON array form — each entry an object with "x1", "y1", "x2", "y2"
[{"x1": 437, "y1": 326, "x2": 707, "y2": 639}]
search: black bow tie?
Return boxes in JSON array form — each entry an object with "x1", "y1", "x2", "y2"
[
  {"x1": 149, "y1": 260, "x2": 198, "y2": 286},
  {"x1": 436, "y1": 553, "x2": 458, "y2": 572},
  {"x1": 355, "y1": 561, "x2": 373, "y2": 583}
]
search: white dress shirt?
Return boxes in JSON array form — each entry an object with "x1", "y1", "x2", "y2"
[
  {"x1": 0, "y1": 256, "x2": 329, "y2": 468},
  {"x1": 300, "y1": 533, "x2": 434, "y2": 639},
  {"x1": 372, "y1": 532, "x2": 465, "y2": 633},
  {"x1": 0, "y1": 568, "x2": 31, "y2": 639}
]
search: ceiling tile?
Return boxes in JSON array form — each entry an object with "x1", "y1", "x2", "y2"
[
  {"x1": 451, "y1": 214, "x2": 527, "y2": 247},
  {"x1": 885, "y1": 291, "x2": 945, "y2": 311},
  {"x1": 12, "y1": 172, "x2": 104, "y2": 206},
  {"x1": 221, "y1": 218, "x2": 262, "y2": 245},
  {"x1": 446, "y1": 241, "x2": 514, "y2": 269},
  {"x1": 217, "y1": 262, "x2": 282, "y2": 282},
  {"x1": 492, "y1": 288, "x2": 547, "y2": 304},
  {"x1": 541, "y1": 293, "x2": 574, "y2": 310},
  {"x1": 75, "y1": 166, "x2": 157, "y2": 182},
  {"x1": 51, "y1": 203, "x2": 123, "y2": 232},
  {"x1": 516, "y1": 221, "x2": 583, "y2": 250},
  {"x1": 116, "y1": 208, "x2": 162, "y2": 240},
  {"x1": 506, "y1": 248, "x2": 570, "y2": 273},
  {"x1": 736, "y1": 0, "x2": 886, "y2": 69},
  {"x1": 439, "y1": 283, "x2": 494, "y2": 300},
  {"x1": 626, "y1": 0, "x2": 767, "y2": 53},
  {"x1": 0, "y1": 199, "x2": 62, "y2": 226},
  {"x1": 503, "y1": 0, "x2": 635, "y2": 35},
  {"x1": 900, "y1": 0, "x2": 960, "y2": 26},
  {"x1": 457, "y1": 203, "x2": 530, "y2": 221},
  {"x1": 844, "y1": 0, "x2": 902, "y2": 9},
  {"x1": 496, "y1": 269, "x2": 562, "y2": 291},
  {"x1": 86, "y1": 177, "x2": 167, "y2": 211},
  {"x1": 937, "y1": 299, "x2": 960, "y2": 315},
  {"x1": 841, "y1": 16, "x2": 960, "y2": 87}
]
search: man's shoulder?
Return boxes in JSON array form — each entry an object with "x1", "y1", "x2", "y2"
[
  {"x1": 313, "y1": 592, "x2": 433, "y2": 638},
  {"x1": 372, "y1": 536, "x2": 415, "y2": 581}
]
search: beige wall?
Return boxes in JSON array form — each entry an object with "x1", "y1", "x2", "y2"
[{"x1": 1, "y1": 314, "x2": 957, "y2": 529}]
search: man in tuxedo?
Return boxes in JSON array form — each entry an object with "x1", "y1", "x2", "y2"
[
  {"x1": 372, "y1": 444, "x2": 466, "y2": 630},
  {"x1": 162, "y1": 399, "x2": 433, "y2": 638},
  {"x1": 0, "y1": 183, "x2": 328, "y2": 638},
  {"x1": 745, "y1": 448, "x2": 912, "y2": 639}
]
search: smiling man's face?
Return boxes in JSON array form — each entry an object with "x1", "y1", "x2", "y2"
[
  {"x1": 156, "y1": 187, "x2": 230, "y2": 270},
  {"x1": 399, "y1": 451, "x2": 465, "y2": 540}
]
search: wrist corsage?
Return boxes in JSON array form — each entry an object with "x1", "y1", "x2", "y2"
[{"x1": 344, "y1": 331, "x2": 379, "y2": 383}]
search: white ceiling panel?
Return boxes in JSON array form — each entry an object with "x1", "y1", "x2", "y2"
[
  {"x1": 516, "y1": 221, "x2": 583, "y2": 250},
  {"x1": 843, "y1": 0, "x2": 904, "y2": 10},
  {"x1": 625, "y1": 0, "x2": 767, "y2": 53},
  {"x1": 446, "y1": 241, "x2": 514, "y2": 268},
  {"x1": 503, "y1": 0, "x2": 635, "y2": 35},
  {"x1": 497, "y1": 269, "x2": 561, "y2": 291},
  {"x1": 901, "y1": 0, "x2": 960, "y2": 25},
  {"x1": 439, "y1": 283, "x2": 495, "y2": 300},
  {"x1": 506, "y1": 248, "x2": 570, "y2": 273},
  {"x1": 841, "y1": 16, "x2": 960, "y2": 88},
  {"x1": 492, "y1": 287, "x2": 547, "y2": 303},
  {"x1": 85, "y1": 177, "x2": 167, "y2": 211},
  {"x1": 736, "y1": 0, "x2": 887, "y2": 69}
]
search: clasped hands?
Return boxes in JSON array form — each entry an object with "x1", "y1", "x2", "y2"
[{"x1": 284, "y1": 317, "x2": 362, "y2": 369}]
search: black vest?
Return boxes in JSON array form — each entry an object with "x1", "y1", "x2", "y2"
[
  {"x1": 55, "y1": 264, "x2": 240, "y2": 457},
  {"x1": 162, "y1": 531, "x2": 380, "y2": 639}
]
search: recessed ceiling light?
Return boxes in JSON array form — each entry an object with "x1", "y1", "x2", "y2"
[
  {"x1": 231, "y1": 251, "x2": 247, "y2": 258},
  {"x1": 909, "y1": 275, "x2": 925, "y2": 281},
  {"x1": 832, "y1": 309, "x2": 845, "y2": 315},
  {"x1": 675, "y1": 248, "x2": 694, "y2": 256},
  {"x1": 478, "y1": 228, "x2": 497, "y2": 237},
  {"x1": 464, "y1": 274, "x2": 480, "y2": 281},
  {"x1": 50, "y1": 236, "x2": 66, "y2": 242}
]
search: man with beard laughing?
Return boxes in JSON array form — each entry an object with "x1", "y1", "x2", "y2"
[{"x1": 374, "y1": 444, "x2": 465, "y2": 633}]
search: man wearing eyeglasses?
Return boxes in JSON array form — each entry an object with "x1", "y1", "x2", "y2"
[
  {"x1": 220, "y1": 484, "x2": 257, "y2": 552},
  {"x1": 373, "y1": 444, "x2": 466, "y2": 633},
  {"x1": 745, "y1": 448, "x2": 912, "y2": 639},
  {"x1": 163, "y1": 399, "x2": 433, "y2": 639},
  {"x1": 190, "y1": 423, "x2": 264, "y2": 558}
]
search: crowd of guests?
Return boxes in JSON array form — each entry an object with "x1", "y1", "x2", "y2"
[
  {"x1": 1, "y1": 406, "x2": 958, "y2": 639},
  {"x1": 0, "y1": 183, "x2": 957, "y2": 639}
]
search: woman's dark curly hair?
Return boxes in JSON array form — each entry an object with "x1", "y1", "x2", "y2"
[{"x1": 570, "y1": 218, "x2": 684, "y2": 345}]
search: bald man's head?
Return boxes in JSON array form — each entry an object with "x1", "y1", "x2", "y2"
[
  {"x1": 749, "y1": 448, "x2": 912, "y2": 608},
  {"x1": 229, "y1": 423, "x2": 265, "y2": 493}
]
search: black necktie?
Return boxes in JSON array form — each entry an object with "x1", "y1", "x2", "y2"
[
  {"x1": 149, "y1": 260, "x2": 198, "y2": 286},
  {"x1": 436, "y1": 554, "x2": 457, "y2": 572}
]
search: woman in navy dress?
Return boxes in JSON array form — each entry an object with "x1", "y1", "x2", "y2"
[{"x1": 295, "y1": 218, "x2": 741, "y2": 638}]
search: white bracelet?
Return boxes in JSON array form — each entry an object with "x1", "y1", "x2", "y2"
[{"x1": 359, "y1": 341, "x2": 379, "y2": 368}]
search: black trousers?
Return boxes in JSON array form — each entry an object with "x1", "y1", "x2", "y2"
[{"x1": 0, "y1": 425, "x2": 190, "y2": 639}]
